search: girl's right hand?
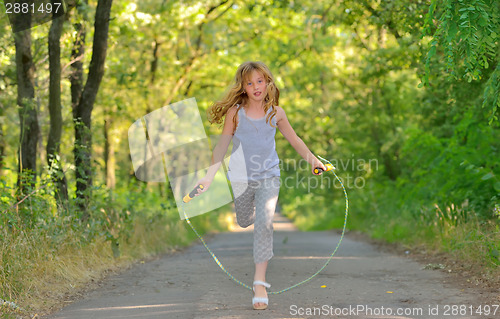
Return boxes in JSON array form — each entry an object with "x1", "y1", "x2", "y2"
[{"x1": 193, "y1": 176, "x2": 212, "y2": 196}]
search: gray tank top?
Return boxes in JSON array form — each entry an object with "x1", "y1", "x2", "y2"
[{"x1": 227, "y1": 105, "x2": 280, "y2": 182}]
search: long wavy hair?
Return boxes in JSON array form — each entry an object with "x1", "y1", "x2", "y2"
[{"x1": 207, "y1": 61, "x2": 280, "y2": 133}]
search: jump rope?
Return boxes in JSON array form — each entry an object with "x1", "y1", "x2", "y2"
[{"x1": 181, "y1": 155, "x2": 348, "y2": 295}]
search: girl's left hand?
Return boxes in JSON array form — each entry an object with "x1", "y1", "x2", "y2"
[{"x1": 312, "y1": 160, "x2": 327, "y2": 175}]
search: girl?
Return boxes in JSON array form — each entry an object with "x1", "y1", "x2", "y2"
[{"x1": 194, "y1": 61, "x2": 326, "y2": 310}]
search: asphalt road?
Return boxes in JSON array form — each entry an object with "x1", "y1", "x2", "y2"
[{"x1": 45, "y1": 214, "x2": 492, "y2": 319}]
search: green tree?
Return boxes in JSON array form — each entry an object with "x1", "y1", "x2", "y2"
[{"x1": 72, "y1": 0, "x2": 113, "y2": 220}]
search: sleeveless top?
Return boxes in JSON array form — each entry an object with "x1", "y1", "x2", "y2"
[{"x1": 227, "y1": 105, "x2": 280, "y2": 182}]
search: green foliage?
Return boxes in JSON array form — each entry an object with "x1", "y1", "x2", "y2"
[
  {"x1": 399, "y1": 109, "x2": 499, "y2": 223},
  {"x1": 424, "y1": 0, "x2": 497, "y2": 80},
  {"x1": 482, "y1": 65, "x2": 500, "y2": 123},
  {"x1": 423, "y1": 0, "x2": 500, "y2": 122}
]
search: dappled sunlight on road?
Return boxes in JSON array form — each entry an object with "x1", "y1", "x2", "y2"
[
  {"x1": 82, "y1": 303, "x2": 178, "y2": 311},
  {"x1": 53, "y1": 302, "x2": 190, "y2": 319},
  {"x1": 274, "y1": 256, "x2": 361, "y2": 260}
]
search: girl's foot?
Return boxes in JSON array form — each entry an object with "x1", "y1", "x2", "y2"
[{"x1": 252, "y1": 281, "x2": 270, "y2": 310}]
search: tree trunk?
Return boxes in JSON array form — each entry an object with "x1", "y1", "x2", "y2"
[
  {"x1": 47, "y1": 13, "x2": 69, "y2": 203},
  {"x1": 150, "y1": 39, "x2": 160, "y2": 84},
  {"x1": 69, "y1": 1, "x2": 86, "y2": 211},
  {"x1": 0, "y1": 100, "x2": 4, "y2": 176},
  {"x1": 104, "y1": 119, "x2": 115, "y2": 189},
  {"x1": 13, "y1": 13, "x2": 39, "y2": 194},
  {"x1": 69, "y1": 18, "x2": 86, "y2": 109},
  {"x1": 73, "y1": 0, "x2": 113, "y2": 221}
]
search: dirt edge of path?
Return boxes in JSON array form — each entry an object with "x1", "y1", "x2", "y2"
[
  {"x1": 39, "y1": 236, "x2": 213, "y2": 319},
  {"x1": 342, "y1": 229, "x2": 500, "y2": 306}
]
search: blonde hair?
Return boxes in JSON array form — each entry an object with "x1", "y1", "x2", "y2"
[{"x1": 207, "y1": 61, "x2": 280, "y2": 133}]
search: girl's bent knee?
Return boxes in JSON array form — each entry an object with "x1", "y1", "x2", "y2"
[{"x1": 237, "y1": 220, "x2": 254, "y2": 228}]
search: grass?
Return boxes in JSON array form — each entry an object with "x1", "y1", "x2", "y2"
[
  {"x1": 0, "y1": 186, "x2": 234, "y2": 319},
  {"x1": 438, "y1": 218, "x2": 500, "y2": 274}
]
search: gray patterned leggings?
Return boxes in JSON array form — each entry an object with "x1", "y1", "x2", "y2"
[{"x1": 231, "y1": 177, "x2": 281, "y2": 264}]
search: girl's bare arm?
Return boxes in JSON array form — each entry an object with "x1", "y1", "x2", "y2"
[
  {"x1": 275, "y1": 106, "x2": 326, "y2": 174},
  {"x1": 204, "y1": 134, "x2": 232, "y2": 180},
  {"x1": 195, "y1": 107, "x2": 237, "y2": 190}
]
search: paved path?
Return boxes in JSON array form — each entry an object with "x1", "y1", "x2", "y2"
[{"x1": 45, "y1": 214, "x2": 492, "y2": 319}]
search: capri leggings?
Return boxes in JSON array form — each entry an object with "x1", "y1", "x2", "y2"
[{"x1": 231, "y1": 176, "x2": 281, "y2": 264}]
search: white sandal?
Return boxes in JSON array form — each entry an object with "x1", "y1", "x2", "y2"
[{"x1": 252, "y1": 281, "x2": 271, "y2": 310}]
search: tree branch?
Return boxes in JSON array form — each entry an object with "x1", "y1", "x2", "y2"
[{"x1": 359, "y1": 0, "x2": 401, "y2": 39}]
